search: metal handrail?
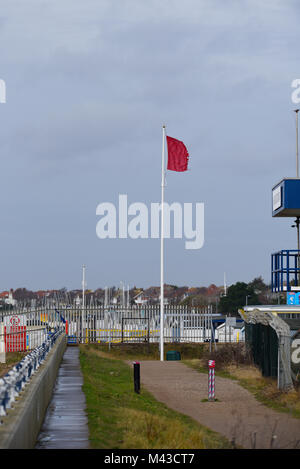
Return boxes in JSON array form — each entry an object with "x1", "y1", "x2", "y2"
[{"x1": 0, "y1": 328, "x2": 62, "y2": 417}]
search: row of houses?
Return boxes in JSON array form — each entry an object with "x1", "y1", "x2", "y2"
[
  {"x1": 123, "y1": 285, "x2": 223, "y2": 305},
  {"x1": 0, "y1": 284, "x2": 224, "y2": 308}
]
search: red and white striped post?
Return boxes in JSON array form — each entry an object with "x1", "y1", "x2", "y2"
[{"x1": 208, "y1": 360, "x2": 215, "y2": 401}]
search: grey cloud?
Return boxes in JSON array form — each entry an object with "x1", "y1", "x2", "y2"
[{"x1": 0, "y1": 0, "x2": 299, "y2": 290}]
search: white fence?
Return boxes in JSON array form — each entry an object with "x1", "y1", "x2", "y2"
[{"x1": 0, "y1": 305, "x2": 244, "y2": 347}]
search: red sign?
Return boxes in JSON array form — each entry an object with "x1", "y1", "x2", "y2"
[{"x1": 10, "y1": 316, "x2": 21, "y2": 326}]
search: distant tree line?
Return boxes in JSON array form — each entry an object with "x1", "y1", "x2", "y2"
[
  {"x1": 218, "y1": 276, "x2": 278, "y2": 316},
  {"x1": 1, "y1": 276, "x2": 280, "y2": 314}
]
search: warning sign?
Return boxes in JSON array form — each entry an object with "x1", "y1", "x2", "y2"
[
  {"x1": 3, "y1": 314, "x2": 26, "y2": 326},
  {"x1": 3, "y1": 314, "x2": 27, "y2": 351}
]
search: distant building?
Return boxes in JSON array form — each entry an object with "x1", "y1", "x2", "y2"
[
  {"x1": 75, "y1": 295, "x2": 82, "y2": 307},
  {"x1": 133, "y1": 291, "x2": 149, "y2": 305},
  {"x1": 111, "y1": 295, "x2": 119, "y2": 305},
  {"x1": 4, "y1": 289, "x2": 17, "y2": 306},
  {"x1": 0, "y1": 291, "x2": 9, "y2": 300}
]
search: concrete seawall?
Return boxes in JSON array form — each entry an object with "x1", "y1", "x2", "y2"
[{"x1": 0, "y1": 334, "x2": 67, "y2": 449}]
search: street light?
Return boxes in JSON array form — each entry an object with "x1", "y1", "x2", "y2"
[{"x1": 294, "y1": 109, "x2": 300, "y2": 285}]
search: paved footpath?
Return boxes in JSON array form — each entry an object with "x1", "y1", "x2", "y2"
[
  {"x1": 35, "y1": 346, "x2": 90, "y2": 449},
  {"x1": 139, "y1": 361, "x2": 300, "y2": 449}
]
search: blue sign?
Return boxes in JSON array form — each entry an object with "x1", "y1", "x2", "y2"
[{"x1": 287, "y1": 292, "x2": 300, "y2": 305}]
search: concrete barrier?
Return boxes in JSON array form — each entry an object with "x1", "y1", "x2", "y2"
[{"x1": 0, "y1": 333, "x2": 67, "y2": 448}]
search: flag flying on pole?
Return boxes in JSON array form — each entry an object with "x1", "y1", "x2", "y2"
[
  {"x1": 160, "y1": 127, "x2": 189, "y2": 361},
  {"x1": 166, "y1": 136, "x2": 189, "y2": 172}
]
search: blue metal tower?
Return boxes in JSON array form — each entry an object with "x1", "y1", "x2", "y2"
[{"x1": 271, "y1": 178, "x2": 300, "y2": 298}]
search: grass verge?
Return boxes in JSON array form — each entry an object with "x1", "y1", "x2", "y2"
[
  {"x1": 0, "y1": 351, "x2": 28, "y2": 378},
  {"x1": 79, "y1": 344, "x2": 232, "y2": 449},
  {"x1": 90, "y1": 342, "x2": 208, "y2": 361}
]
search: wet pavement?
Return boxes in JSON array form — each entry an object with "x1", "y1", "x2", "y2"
[{"x1": 35, "y1": 346, "x2": 90, "y2": 449}]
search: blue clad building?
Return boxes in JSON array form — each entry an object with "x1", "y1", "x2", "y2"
[{"x1": 272, "y1": 178, "x2": 300, "y2": 217}]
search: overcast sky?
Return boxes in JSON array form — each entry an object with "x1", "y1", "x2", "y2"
[{"x1": 0, "y1": 0, "x2": 299, "y2": 291}]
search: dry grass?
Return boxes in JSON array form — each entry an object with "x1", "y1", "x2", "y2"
[
  {"x1": 224, "y1": 363, "x2": 300, "y2": 416},
  {"x1": 117, "y1": 408, "x2": 208, "y2": 449},
  {"x1": 117, "y1": 407, "x2": 228, "y2": 449},
  {"x1": 0, "y1": 351, "x2": 28, "y2": 378},
  {"x1": 201, "y1": 342, "x2": 253, "y2": 370},
  {"x1": 225, "y1": 364, "x2": 261, "y2": 381}
]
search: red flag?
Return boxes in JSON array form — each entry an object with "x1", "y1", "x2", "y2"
[{"x1": 166, "y1": 136, "x2": 189, "y2": 172}]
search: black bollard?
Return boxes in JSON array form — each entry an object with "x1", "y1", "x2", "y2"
[{"x1": 133, "y1": 361, "x2": 140, "y2": 394}]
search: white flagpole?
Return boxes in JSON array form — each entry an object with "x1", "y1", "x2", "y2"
[{"x1": 160, "y1": 125, "x2": 166, "y2": 361}]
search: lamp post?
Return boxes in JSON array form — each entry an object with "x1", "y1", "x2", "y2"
[
  {"x1": 295, "y1": 109, "x2": 300, "y2": 284},
  {"x1": 295, "y1": 109, "x2": 299, "y2": 178}
]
